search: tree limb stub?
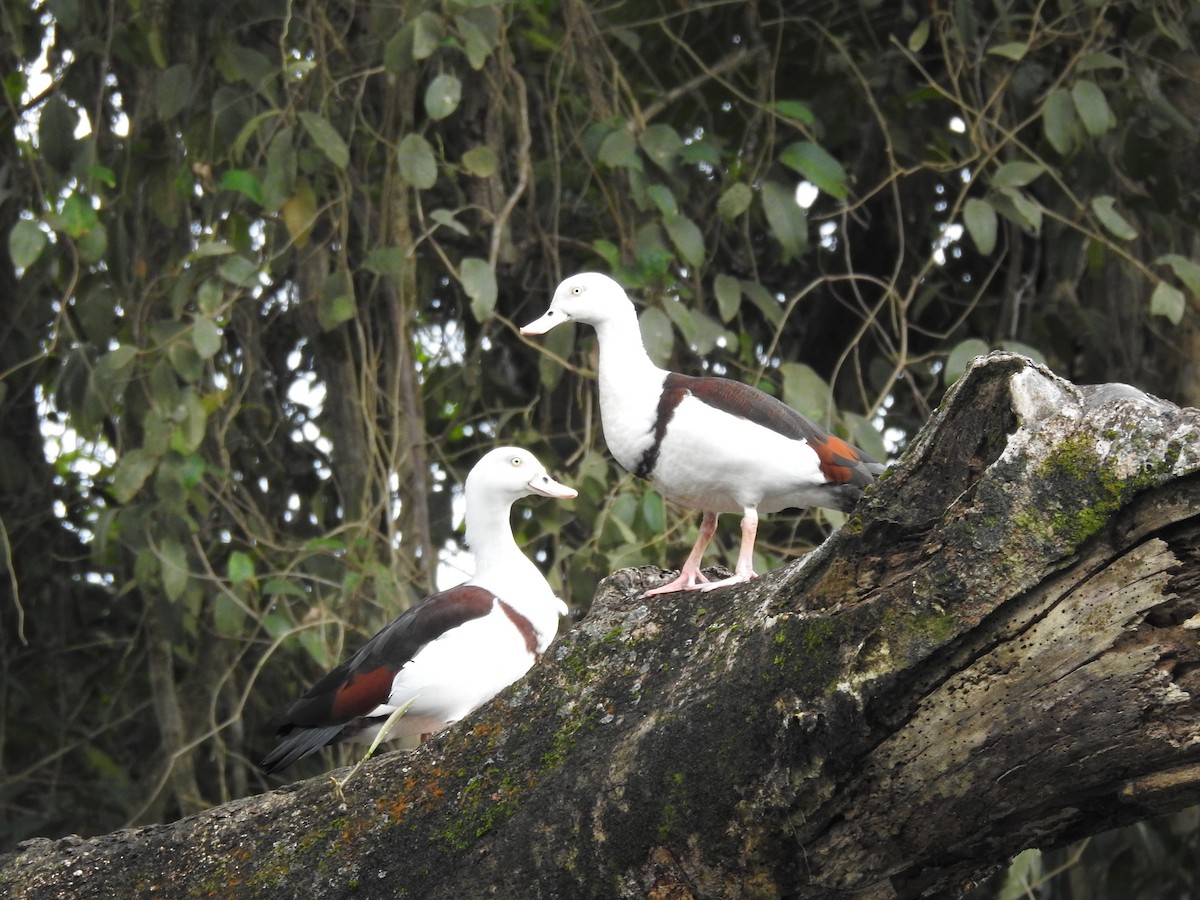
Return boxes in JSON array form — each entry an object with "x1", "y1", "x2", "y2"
[{"x1": 2, "y1": 352, "x2": 1198, "y2": 899}]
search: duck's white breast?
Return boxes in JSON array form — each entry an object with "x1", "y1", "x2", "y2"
[{"x1": 597, "y1": 366, "x2": 668, "y2": 474}]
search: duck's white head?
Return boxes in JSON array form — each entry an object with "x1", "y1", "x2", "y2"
[
  {"x1": 463, "y1": 447, "x2": 574, "y2": 618},
  {"x1": 465, "y1": 446, "x2": 577, "y2": 505},
  {"x1": 520, "y1": 273, "x2": 632, "y2": 334}
]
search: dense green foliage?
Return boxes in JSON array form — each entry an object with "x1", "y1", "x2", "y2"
[{"x1": 1, "y1": 0, "x2": 1197, "y2": 892}]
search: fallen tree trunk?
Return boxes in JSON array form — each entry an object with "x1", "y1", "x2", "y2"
[{"x1": 3, "y1": 352, "x2": 1199, "y2": 899}]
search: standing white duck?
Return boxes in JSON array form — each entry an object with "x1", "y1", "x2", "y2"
[
  {"x1": 260, "y1": 446, "x2": 576, "y2": 774},
  {"x1": 521, "y1": 273, "x2": 883, "y2": 595}
]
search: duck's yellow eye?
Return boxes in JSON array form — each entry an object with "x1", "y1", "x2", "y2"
[{"x1": 510, "y1": 456, "x2": 523, "y2": 467}]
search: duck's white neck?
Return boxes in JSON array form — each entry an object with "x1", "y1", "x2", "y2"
[
  {"x1": 463, "y1": 491, "x2": 565, "y2": 633},
  {"x1": 587, "y1": 304, "x2": 669, "y2": 474},
  {"x1": 464, "y1": 493, "x2": 525, "y2": 577},
  {"x1": 591, "y1": 304, "x2": 665, "y2": 397}
]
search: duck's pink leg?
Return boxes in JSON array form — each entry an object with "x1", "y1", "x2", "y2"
[
  {"x1": 698, "y1": 507, "x2": 759, "y2": 593},
  {"x1": 644, "y1": 512, "x2": 719, "y2": 596}
]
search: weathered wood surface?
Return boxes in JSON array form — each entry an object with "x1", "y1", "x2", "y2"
[{"x1": 2, "y1": 352, "x2": 1198, "y2": 899}]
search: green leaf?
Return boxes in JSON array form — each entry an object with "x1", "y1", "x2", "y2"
[
  {"x1": 231, "y1": 110, "x2": 284, "y2": 163},
  {"x1": 1150, "y1": 281, "x2": 1185, "y2": 325},
  {"x1": 1077, "y1": 52, "x2": 1126, "y2": 72},
  {"x1": 298, "y1": 111, "x2": 350, "y2": 169},
  {"x1": 457, "y1": 13, "x2": 497, "y2": 70},
  {"x1": 717, "y1": 183, "x2": 753, "y2": 221},
  {"x1": 1155, "y1": 254, "x2": 1200, "y2": 296},
  {"x1": 664, "y1": 213, "x2": 705, "y2": 268},
  {"x1": 299, "y1": 629, "x2": 331, "y2": 668},
  {"x1": 779, "y1": 141, "x2": 848, "y2": 200},
  {"x1": 638, "y1": 124, "x2": 682, "y2": 173},
  {"x1": 219, "y1": 169, "x2": 264, "y2": 205},
  {"x1": 640, "y1": 491, "x2": 665, "y2": 534},
  {"x1": 384, "y1": 24, "x2": 417, "y2": 74},
  {"x1": 258, "y1": 612, "x2": 291, "y2": 644},
  {"x1": 679, "y1": 138, "x2": 720, "y2": 167},
  {"x1": 281, "y1": 181, "x2": 316, "y2": 244},
  {"x1": 39, "y1": 94, "x2": 78, "y2": 173},
  {"x1": 646, "y1": 184, "x2": 678, "y2": 217},
  {"x1": 75, "y1": 284, "x2": 118, "y2": 343},
  {"x1": 412, "y1": 11, "x2": 443, "y2": 60},
  {"x1": 996, "y1": 186, "x2": 1043, "y2": 234},
  {"x1": 111, "y1": 448, "x2": 159, "y2": 503},
  {"x1": 170, "y1": 388, "x2": 208, "y2": 453},
  {"x1": 429, "y1": 208, "x2": 469, "y2": 235},
  {"x1": 9, "y1": 219, "x2": 48, "y2": 269},
  {"x1": 780, "y1": 363, "x2": 830, "y2": 422},
  {"x1": 147, "y1": 360, "x2": 181, "y2": 424},
  {"x1": 843, "y1": 411, "x2": 888, "y2": 465},
  {"x1": 196, "y1": 279, "x2": 223, "y2": 317},
  {"x1": 689, "y1": 309, "x2": 729, "y2": 356},
  {"x1": 661, "y1": 300, "x2": 697, "y2": 350},
  {"x1": 77, "y1": 221, "x2": 107, "y2": 264},
  {"x1": 191, "y1": 317, "x2": 222, "y2": 359},
  {"x1": 82, "y1": 745, "x2": 129, "y2": 784},
  {"x1": 963, "y1": 198, "x2": 998, "y2": 255},
  {"x1": 987, "y1": 42, "x2": 1027, "y2": 60},
  {"x1": 639, "y1": 307, "x2": 674, "y2": 367},
  {"x1": 398, "y1": 133, "x2": 438, "y2": 189},
  {"x1": 318, "y1": 271, "x2": 355, "y2": 330},
  {"x1": 461, "y1": 257, "x2": 497, "y2": 321},
  {"x1": 424, "y1": 73, "x2": 462, "y2": 120},
  {"x1": 213, "y1": 594, "x2": 247, "y2": 637},
  {"x1": 94, "y1": 345, "x2": 138, "y2": 399},
  {"x1": 997, "y1": 850, "x2": 1045, "y2": 900},
  {"x1": 363, "y1": 246, "x2": 405, "y2": 277},
  {"x1": 1090, "y1": 195, "x2": 1137, "y2": 240},
  {"x1": 1071, "y1": 80, "x2": 1116, "y2": 138},
  {"x1": 611, "y1": 27, "x2": 640, "y2": 51},
  {"x1": 159, "y1": 537, "x2": 189, "y2": 602},
  {"x1": 218, "y1": 255, "x2": 261, "y2": 288},
  {"x1": 713, "y1": 273, "x2": 741, "y2": 323},
  {"x1": 229, "y1": 46, "x2": 275, "y2": 91},
  {"x1": 228, "y1": 551, "x2": 256, "y2": 584},
  {"x1": 286, "y1": 59, "x2": 316, "y2": 81},
  {"x1": 991, "y1": 161, "x2": 1044, "y2": 189},
  {"x1": 592, "y1": 239, "x2": 620, "y2": 270},
  {"x1": 632, "y1": 224, "x2": 671, "y2": 276},
  {"x1": 1042, "y1": 88, "x2": 1079, "y2": 156},
  {"x1": 598, "y1": 129, "x2": 642, "y2": 170},
  {"x1": 88, "y1": 164, "x2": 117, "y2": 189},
  {"x1": 760, "y1": 180, "x2": 808, "y2": 261},
  {"x1": 462, "y1": 145, "x2": 498, "y2": 177},
  {"x1": 262, "y1": 125, "x2": 297, "y2": 210},
  {"x1": 907, "y1": 18, "x2": 930, "y2": 52},
  {"x1": 770, "y1": 100, "x2": 815, "y2": 125},
  {"x1": 156, "y1": 64, "x2": 191, "y2": 120},
  {"x1": 742, "y1": 280, "x2": 783, "y2": 325},
  {"x1": 604, "y1": 492, "x2": 639, "y2": 545},
  {"x1": 337, "y1": 564, "x2": 366, "y2": 598},
  {"x1": 538, "y1": 322, "x2": 575, "y2": 390},
  {"x1": 179, "y1": 453, "x2": 206, "y2": 489},
  {"x1": 263, "y1": 578, "x2": 309, "y2": 598},
  {"x1": 60, "y1": 194, "x2": 98, "y2": 238},
  {"x1": 167, "y1": 340, "x2": 204, "y2": 384},
  {"x1": 945, "y1": 338, "x2": 990, "y2": 384}
]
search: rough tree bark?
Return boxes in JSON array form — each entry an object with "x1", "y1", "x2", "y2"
[{"x1": 3, "y1": 352, "x2": 1199, "y2": 899}]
